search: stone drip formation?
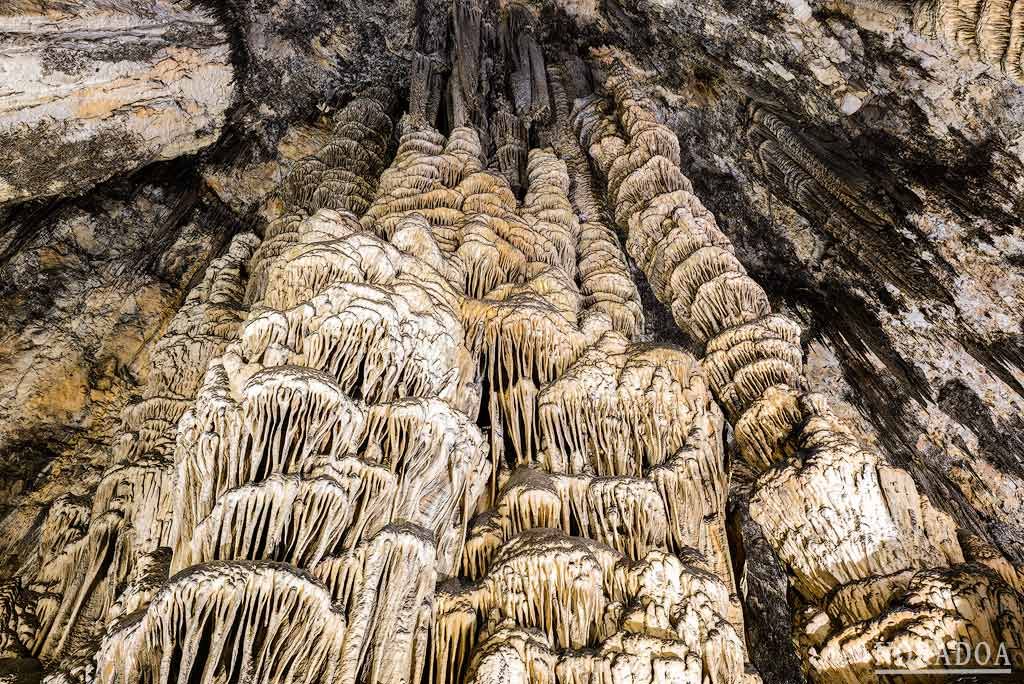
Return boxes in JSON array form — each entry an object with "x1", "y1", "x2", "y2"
[
  {"x1": 2, "y1": 4, "x2": 1022, "y2": 684},
  {"x1": 846, "y1": 0, "x2": 1024, "y2": 83}
]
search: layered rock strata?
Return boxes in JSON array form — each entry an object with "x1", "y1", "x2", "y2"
[{"x1": 0, "y1": 0, "x2": 233, "y2": 208}]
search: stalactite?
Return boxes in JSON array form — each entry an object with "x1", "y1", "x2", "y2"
[
  {"x1": 744, "y1": 105, "x2": 935, "y2": 295},
  {"x1": 435, "y1": 530, "x2": 756, "y2": 684},
  {"x1": 546, "y1": 67, "x2": 644, "y2": 339},
  {"x1": 579, "y1": 62, "x2": 1024, "y2": 681},
  {"x1": 491, "y1": 108, "x2": 528, "y2": 195},
  {"x1": 501, "y1": 3, "x2": 550, "y2": 125},
  {"x1": 911, "y1": 0, "x2": 1024, "y2": 81},
  {"x1": 520, "y1": 149, "x2": 578, "y2": 273},
  {"x1": 95, "y1": 563, "x2": 349, "y2": 684}
]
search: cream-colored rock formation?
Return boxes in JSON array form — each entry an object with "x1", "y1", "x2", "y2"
[
  {"x1": 909, "y1": 0, "x2": 1024, "y2": 81},
  {"x1": 576, "y1": 60, "x2": 1024, "y2": 679},
  {"x1": 2, "y1": 83, "x2": 758, "y2": 682},
  {"x1": 838, "y1": 0, "x2": 1024, "y2": 83}
]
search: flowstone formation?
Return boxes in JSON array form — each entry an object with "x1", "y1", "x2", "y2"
[
  {"x1": 1, "y1": 1, "x2": 1023, "y2": 683},
  {"x1": 840, "y1": 0, "x2": 1024, "y2": 83}
]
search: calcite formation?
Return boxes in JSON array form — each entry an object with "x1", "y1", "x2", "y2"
[
  {"x1": 848, "y1": 0, "x2": 1024, "y2": 82},
  {"x1": 0, "y1": 80, "x2": 758, "y2": 682},
  {"x1": 575, "y1": 59, "x2": 1024, "y2": 680},
  {"x1": 1, "y1": 2, "x2": 1023, "y2": 684},
  {"x1": 832, "y1": 0, "x2": 1024, "y2": 86},
  {"x1": 0, "y1": 229, "x2": 258, "y2": 668}
]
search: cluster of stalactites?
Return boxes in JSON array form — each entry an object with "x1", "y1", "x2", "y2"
[
  {"x1": 461, "y1": 410, "x2": 733, "y2": 584},
  {"x1": 359, "y1": 119, "x2": 634, "y2": 415},
  {"x1": 573, "y1": 69, "x2": 968, "y2": 591},
  {"x1": 576, "y1": 63, "x2": 1024, "y2": 680},
  {"x1": 246, "y1": 96, "x2": 394, "y2": 304},
  {"x1": 455, "y1": 332, "x2": 738, "y2": 625},
  {"x1": 171, "y1": 218, "x2": 492, "y2": 577},
  {"x1": 573, "y1": 74, "x2": 803, "y2": 468},
  {"x1": 536, "y1": 330, "x2": 706, "y2": 477},
  {"x1": 170, "y1": 358, "x2": 488, "y2": 573},
  {"x1": 97, "y1": 525, "x2": 440, "y2": 684},
  {"x1": 93, "y1": 98, "x2": 497, "y2": 684},
  {"x1": 356, "y1": 110, "x2": 750, "y2": 679},
  {"x1": 433, "y1": 530, "x2": 754, "y2": 684},
  {"x1": 235, "y1": 211, "x2": 479, "y2": 413},
  {"x1": 362, "y1": 124, "x2": 484, "y2": 249},
  {"x1": 362, "y1": 122, "x2": 576, "y2": 296},
  {"x1": 361, "y1": 124, "x2": 704, "y2": 601},
  {"x1": 748, "y1": 394, "x2": 965, "y2": 605},
  {"x1": 460, "y1": 335, "x2": 716, "y2": 518},
  {"x1": 118, "y1": 233, "x2": 261, "y2": 468},
  {"x1": 809, "y1": 562, "x2": 1024, "y2": 678},
  {"x1": 460, "y1": 266, "x2": 600, "y2": 477},
  {"x1": 17, "y1": 232, "x2": 260, "y2": 666},
  {"x1": 911, "y1": 0, "x2": 1024, "y2": 82}
]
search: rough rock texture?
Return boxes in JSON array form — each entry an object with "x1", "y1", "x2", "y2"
[
  {"x1": 1, "y1": 0, "x2": 1023, "y2": 683},
  {"x1": 0, "y1": 0, "x2": 234, "y2": 209},
  {"x1": 0, "y1": 172, "x2": 236, "y2": 520},
  {"x1": 580, "y1": 0, "x2": 1024, "y2": 565}
]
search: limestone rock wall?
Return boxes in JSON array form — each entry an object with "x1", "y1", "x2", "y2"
[{"x1": 0, "y1": 0, "x2": 234, "y2": 209}]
